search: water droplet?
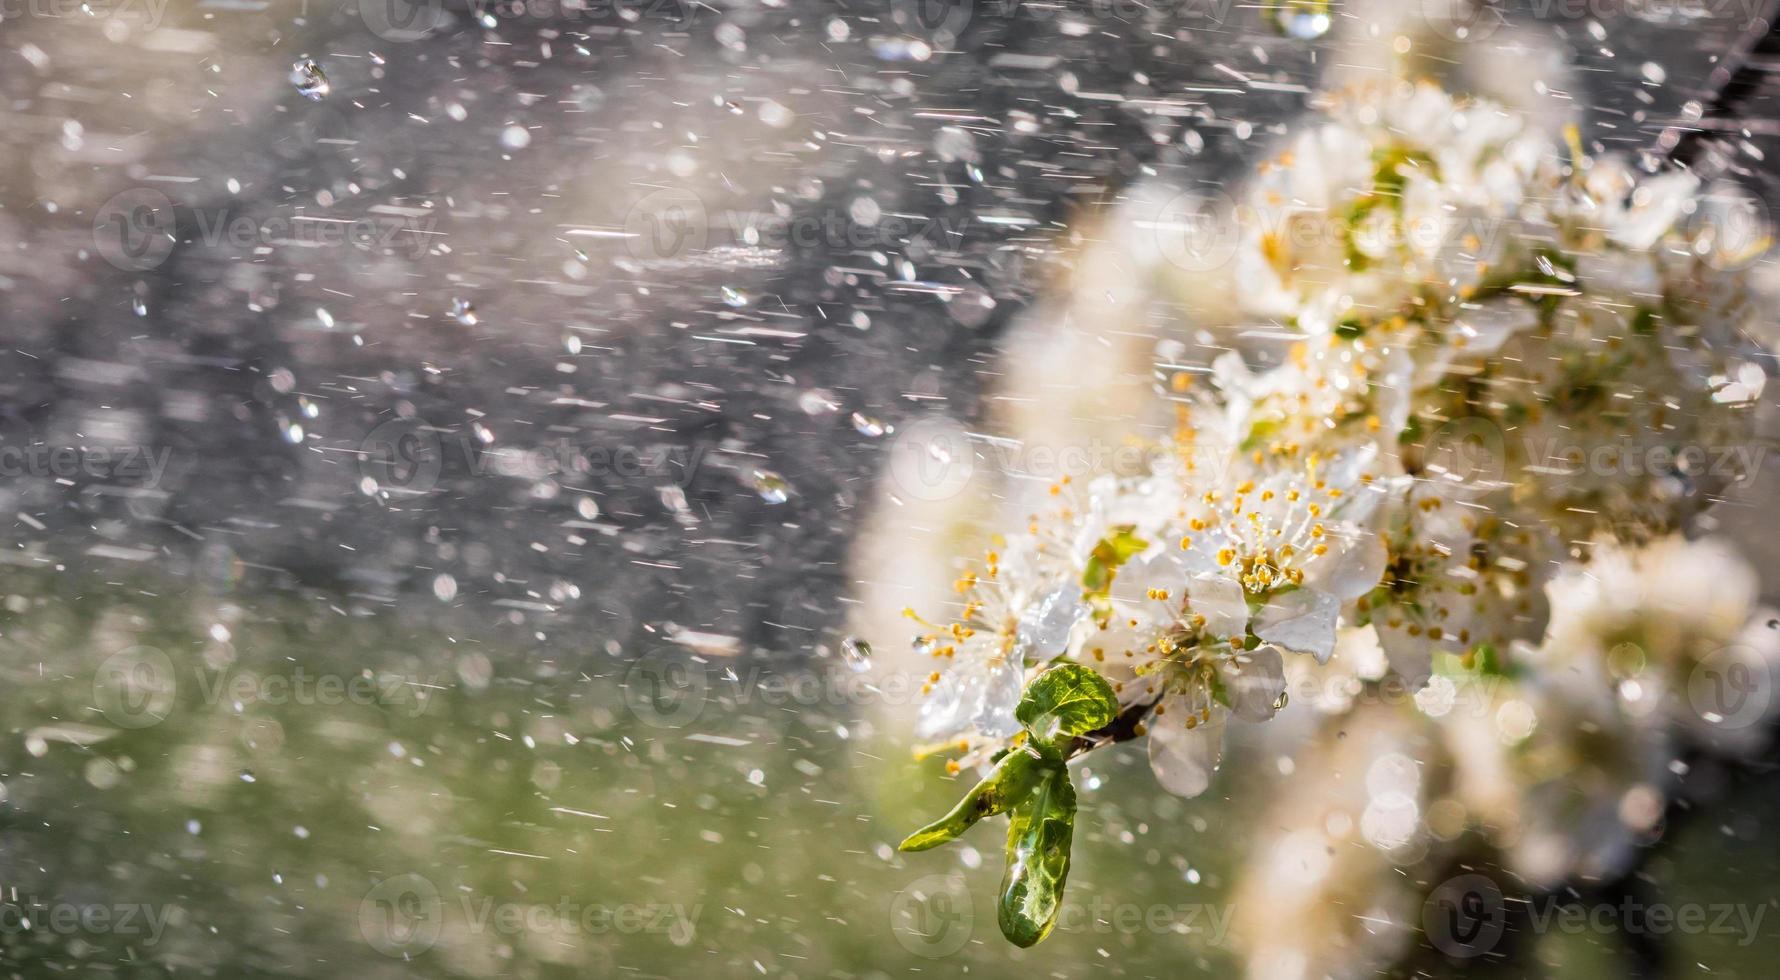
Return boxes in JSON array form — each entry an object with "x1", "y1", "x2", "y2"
[
  {"x1": 291, "y1": 60, "x2": 329, "y2": 101},
  {"x1": 1269, "y1": 1, "x2": 1331, "y2": 40},
  {"x1": 450, "y1": 297, "x2": 478, "y2": 326},
  {"x1": 500, "y1": 124, "x2": 531, "y2": 150},
  {"x1": 752, "y1": 469, "x2": 789, "y2": 504},
  {"x1": 132, "y1": 297, "x2": 148, "y2": 317},
  {"x1": 850, "y1": 412, "x2": 888, "y2": 437},
  {"x1": 840, "y1": 636, "x2": 872, "y2": 672},
  {"x1": 799, "y1": 389, "x2": 839, "y2": 415},
  {"x1": 721, "y1": 286, "x2": 748, "y2": 308},
  {"x1": 563, "y1": 332, "x2": 582, "y2": 354}
]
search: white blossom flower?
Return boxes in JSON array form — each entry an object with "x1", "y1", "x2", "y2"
[
  {"x1": 1540, "y1": 536, "x2": 1780, "y2": 759},
  {"x1": 913, "y1": 535, "x2": 1088, "y2": 742}
]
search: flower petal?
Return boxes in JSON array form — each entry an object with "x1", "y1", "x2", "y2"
[
  {"x1": 977, "y1": 656, "x2": 1027, "y2": 738},
  {"x1": 1253, "y1": 589, "x2": 1341, "y2": 663},
  {"x1": 1186, "y1": 571, "x2": 1249, "y2": 641},
  {"x1": 1374, "y1": 619, "x2": 1434, "y2": 690},
  {"x1": 1223, "y1": 647, "x2": 1287, "y2": 722},
  {"x1": 1017, "y1": 585, "x2": 1089, "y2": 659},
  {"x1": 1147, "y1": 701, "x2": 1226, "y2": 798},
  {"x1": 1321, "y1": 530, "x2": 1388, "y2": 602}
]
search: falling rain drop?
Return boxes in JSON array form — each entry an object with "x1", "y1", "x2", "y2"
[
  {"x1": 1269, "y1": 1, "x2": 1331, "y2": 40},
  {"x1": 752, "y1": 469, "x2": 789, "y2": 504},
  {"x1": 850, "y1": 412, "x2": 888, "y2": 438},
  {"x1": 291, "y1": 60, "x2": 329, "y2": 101},
  {"x1": 450, "y1": 297, "x2": 478, "y2": 326},
  {"x1": 721, "y1": 286, "x2": 748, "y2": 308},
  {"x1": 840, "y1": 636, "x2": 872, "y2": 673}
]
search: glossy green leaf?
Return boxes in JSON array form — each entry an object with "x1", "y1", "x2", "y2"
[
  {"x1": 997, "y1": 765, "x2": 1077, "y2": 947},
  {"x1": 898, "y1": 748, "x2": 1050, "y2": 853},
  {"x1": 1015, "y1": 664, "x2": 1118, "y2": 749}
]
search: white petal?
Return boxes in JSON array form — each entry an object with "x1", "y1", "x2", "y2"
[
  {"x1": 1321, "y1": 530, "x2": 1388, "y2": 602},
  {"x1": 1611, "y1": 172, "x2": 1698, "y2": 250},
  {"x1": 1147, "y1": 703, "x2": 1226, "y2": 798},
  {"x1": 976, "y1": 658, "x2": 1025, "y2": 738},
  {"x1": 1253, "y1": 589, "x2": 1340, "y2": 663},
  {"x1": 1374, "y1": 618, "x2": 1434, "y2": 690},
  {"x1": 1185, "y1": 571, "x2": 1249, "y2": 641},
  {"x1": 1016, "y1": 585, "x2": 1088, "y2": 659},
  {"x1": 914, "y1": 665, "x2": 980, "y2": 741},
  {"x1": 1110, "y1": 550, "x2": 1181, "y2": 607},
  {"x1": 1455, "y1": 300, "x2": 1538, "y2": 356},
  {"x1": 1223, "y1": 647, "x2": 1286, "y2": 722}
]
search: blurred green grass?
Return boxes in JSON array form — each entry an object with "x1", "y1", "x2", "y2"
[{"x1": 0, "y1": 576, "x2": 1771, "y2": 978}]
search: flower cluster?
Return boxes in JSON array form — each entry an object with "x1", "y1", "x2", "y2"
[{"x1": 896, "y1": 79, "x2": 1774, "y2": 948}]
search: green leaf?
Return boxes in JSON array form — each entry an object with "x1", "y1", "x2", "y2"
[
  {"x1": 1015, "y1": 664, "x2": 1118, "y2": 749},
  {"x1": 997, "y1": 765, "x2": 1077, "y2": 948},
  {"x1": 1080, "y1": 525, "x2": 1148, "y2": 626},
  {"x1": 898, "y1": 748, "x2": 1051, "y2": 853},
  {"x1": 1079, "y1": 525, "x2": 1147, "y2": 593},
  {"x1": 1239, "y1": 417, "x2": 1281, "y2": 453}
]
